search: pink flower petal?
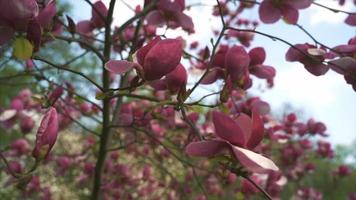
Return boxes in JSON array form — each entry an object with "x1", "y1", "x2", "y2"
[
  {"x1": 250, "y1": 64, "x2": 276, "y2": 79},
  {"x1": 135, "y1": 37, "x2": 162, "y2": 66},
  {"x1": 234, "y1": 113, "x2": 252, "y2": 146},
  {"x1": 304, "y1": 62, "x2": 329, "y2": 76},
  {"x1": 105, "y1": 60, "x2": 136, "y2": 75},
  {"x1": 201, "y1": 68, "x2": 223, "y2": 84},
  {"x1": 285, "y1": 44, "x2": 308, "y2": 62},
  {"x1": 146, "y1": 10, "x2": 165, "y2": 26},
  {"x1": 165, "y1": 63, "x2": 187, "y2": 93},
  {"x1": 37, "y1": 0, "x2": 56, "y2": 27},
  {"x1": 91, "y1": 1, "x2": 108, "y2": 28},
  {"x1": 259, "y1": 0, "x2": 282, "y2": 24},
  {"x1": 282, "y1": 5, "x2": 299, "y2": 24},
  {"x1": 185, "y1": 140, "x2": 229, "y2": 157},
  {"x1": 345, "y1": 14, "x2": 356, "y2": 26},
  {"x1": 249, "y1": 47, "x2": 266, "y2": 66},
  {"x1": 0, "y1": 26, "x2": 14, "y2": 45},
  {"x1": 32, "y1": 107, "x2": 59, "y2": 159},
  {"x1": 246, "y1": 109, "x2": 265, "y2": 149},
  {"x1": 173, "y1": 12, "x2": 195, "y2": 33},
  {"x1": 143, "y1": 38, "x2": 183, "y2": 80},
  {"x1": 212, "y1": 111, "x2": 246, "y2": 147},
  {"x1": 250, "y1": 100, "x2": 271, "y2": 115},
  {"x1": 231, "y1": 145, "x2": 279, "y2": 173},
  {"x1": 287, "y1": 0, "x2": 312, "y2": 9},
  {"x1": 76, "y1": 20, "x2": 95, "y2": 36},
  {"x1": 329, "y1": 57, "x2": 356, "y2": 74},
  {"x1": 225, "y1": 45, "x2": 250, "y2": 80}
]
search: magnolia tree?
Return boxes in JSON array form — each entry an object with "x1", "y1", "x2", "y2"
[{"x1": 0, "y1": 0, "x2": 355, "y2": 199}]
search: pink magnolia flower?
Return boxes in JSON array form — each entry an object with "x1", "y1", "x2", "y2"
[
  {"x1": 259, "y1": 0, "x2": 312, "y2": 24},
  {"x1": 32, "y1": 107, "x2": 59, "y2": 160},
  {"x1": 185, "y1": 110, "x2": 279, "y2": 174},
  {"x1": 149, "y1": 63, "x2": 187, "y2": 94},
  {"x1": 105, "y1": 37, "x2": 183, "y2": 81},
  {"x1": 248, "y1": 47, "x2": 276, "y2": 80},
  {"x1": 285, "y1": 43, "x2": 330, "y2": 76},
  {"x1": 76, "y1": 1, "x2": 108, "y2": 37},
  {"x1": 0, "y1": 0, "x2": 56, "y2": 47},
  {"x1": 145, "y1": 0, "x2": 194, "y2": 33}
]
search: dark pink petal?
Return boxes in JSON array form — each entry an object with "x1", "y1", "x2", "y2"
[
  {"x1": 143, "y1": 38, "x2": 183, "y2": 80},
  {"x1": 285, "y1": 44, "x2": 308, "y2": 61},
  {"x1": 185, "y1": 140, "x2": 229, "y2": 157},
  {"x1": 158, "y1": 0, "x2": 181, "y2": 12},
  {"x1": 32, "y1": 107, "x2": 59, "y2": 160},
  {"x1": 329, "y1": 57, "x2": 356, "y2": 74},
  {"x1": 345, "y1": 14, "x2": 356, "y2": 26},
  {"x1": 91, "y1": 1, "x2": 108, "y2": 28},
  {"x1": 304, "y1": 62, "x2": 329, "y2": 76},
  {"x1": 225, "y1": 45, "x2": 250, "y2": 80},
  {"x1": 0, "y1": 26, "x2": 14, "y2": 45},
  {"x1": 287, "y1": 0, "x2": 312, "y2": 9},
  {"x1": 146, "y1": 10, "x2": 165, "y2": 26},
  {"x1": 173, "y1": 12, "x2": 194, "y2": 33},
  {"x1": 135, "y1": 37, "x2": 162, "y2": 66},
  {"x1": 282, "y1": 5, "x2": 299, "y2": 24},
  {"x1": 250, "y1": 65, "x2": 276, "y2": 79},
  {"x1": 48, "y1": 86, "x2": 63, "y2": 105},
  {"x1": 149, "y1": 79, "x2": 167, "y2": 91},
  {"x1": 251, "y1": 100, "x2": 270, "y2": 115},
  {"x1": 246, "y1": 110, "x2": 264, "y2": 149},
  {"x1": 37, "y1": 0, "x2": 56, "y2": 27},
  {"x1": 259, "y1": 0, "x2": 281, "y2": 24},
  {"x1": 165, "y1": 63, "x2": 187, "y2": 93},
  {"x1": 333, "y1": 44, "x2": 356, "y2": 53},
  {"x1": 234, "y1": 113, "x2": 252, "y2": 146},
  {"x1": 231, "y1": 145, "x2": 279, "y2": 173},
  {"x1": 249, "y1": 47, "x2": 266, "y2": 65},
  {"x1": 0, "y1": 0, "x2": 39, "y2": 31},
  {"x1": 212, "y1": 111, "x2": 246, "y2": 146},
  {"x1": 201, "y1": 68, "x2": 223, "y2": 84},
  {"x1": 105, "y1": 60, "x2": 136, "y2": 75},
  {"x1": 27, "y1": 19, "x2": 42, "y2": 51}
]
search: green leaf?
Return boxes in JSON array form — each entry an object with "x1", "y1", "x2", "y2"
[{"x1": 12, "y1": 37, "x2": 33, "y2": 60}]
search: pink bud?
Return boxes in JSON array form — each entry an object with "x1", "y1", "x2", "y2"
[
  {"x1": 20, "y1": 115, "x2": 35, "y2": 134},
  {"x1": 32, "y1": 107, "x2": 59, "y2": 160},
  {"x1": 91, "y1": 1, "x2": 108, "y2": 28},
  {"x1": 10, "y1": 138, "x2": 31, "y2": 155},
  {"x1": 48, "y1": 86, "x2": 63, "y2": 105}
]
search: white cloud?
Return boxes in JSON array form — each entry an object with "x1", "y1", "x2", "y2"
[{"x1": 309, "y1": 0, "x2": 354, "y2": 25}]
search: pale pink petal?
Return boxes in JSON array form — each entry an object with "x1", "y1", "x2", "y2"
[
  {"x1": 0, "y1": 109, "x2": 17, "y2": 121},
  {"x1": 231, "y1": 145, "x2": 279, "y2": 173},
  {"x1": 105, "y1": 60, "x2": 136, "y2": 74}
]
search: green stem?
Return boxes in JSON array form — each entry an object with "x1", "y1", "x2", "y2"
[{"x1": 90, "y1": 0, "x2": 116, "y2": 199}]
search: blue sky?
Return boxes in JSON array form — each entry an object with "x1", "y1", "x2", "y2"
[{"x1": 68, "y1": 0, "x2": 356, "y2": 145}]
